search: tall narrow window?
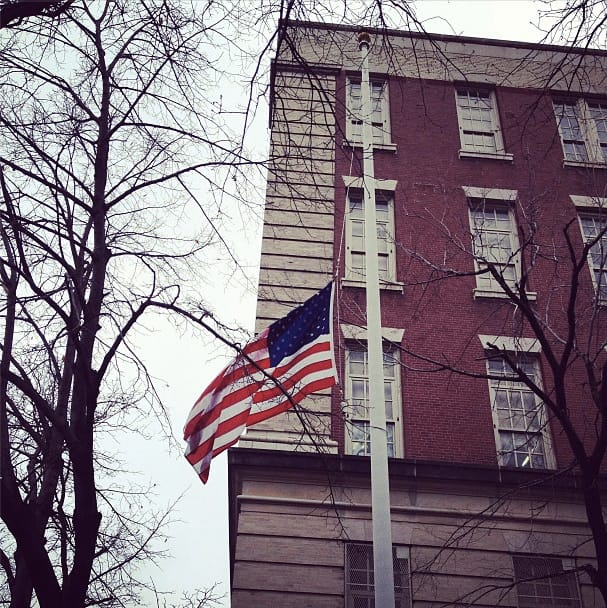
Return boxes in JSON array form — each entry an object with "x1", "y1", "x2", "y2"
[
  {"x1": 579, "y1": 214, "x2": 607, "y2": 301},
  {"x1": 553, "y1": 99, "x2": 607, "y2": 164},
  {"x1": 345, "y1": 345, "x2": 401, "y2": 457},
  {"x1": 455, "y1": 88, "x2": 505, "y2": 155},
  {"x1": 513, "y1": 556, "x2": 581, "y2": 607},
  {"x1": 487, "y1": 356, "x2": 553, "y2": 469},
  {"x1": 347, "y1": 79, "x2": 390, "y2": 145},
  {"x1": 469, "y1": 199, "x2": 518, "y2": 294},
  {"x1": 346, "y1": 190, "x2": 395, "y2": 283},
  {"x1": 345, "y1": 543, "x2": 412, "y2": 608},
  {"x1": 553, "y1": 101, "x2": 588, "y2": 162},
  {"x1": 588, "y1": 102, "x2": 607, "y2": 161}
]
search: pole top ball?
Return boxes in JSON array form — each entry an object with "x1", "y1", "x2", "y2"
[{"x1": 357, "y1": 31, "x2": 371, "y2": 50}]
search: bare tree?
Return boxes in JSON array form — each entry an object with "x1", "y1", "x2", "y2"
[
  {"x1": 0, "y1": 1, "x2": 74, "y2": 29},
  {"x1": 389, "y1": 182, "x2": 607, "y2": 601},
  {"x1": 0, "y1": 1, "x2": 262, "y2": 606}
]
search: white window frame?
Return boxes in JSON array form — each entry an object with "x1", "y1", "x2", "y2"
[
  {"x1": 554, "y1": 98, "x2": 607, "y2": 165},
  {"x1": 481, "y1": 343, "x2": 555, "y2": 469},
  {"x1": 578, "y1": 212, "x2": 607, "y2": 302},
  {"x1": 346, "y1": 77, "x2": 392, "y2": 147},
  {"x1": 512, "y1": 555, "x2": 581, "y2": 608},
  {"x1": 455, "y1": 87, "x2": 512, "y2": 160},
  {"x1": 345, "y1": 543, "x2": 412, "y2": 608},
  {"x1": 467, "y1": 192, "x2": 528, "y2": 299},
  {"x1": 344, "y1": 342, "x2": 403, "y2": 458},
  {"x1": 345, "y1": 189, "x2": 397, "y2": 285}
]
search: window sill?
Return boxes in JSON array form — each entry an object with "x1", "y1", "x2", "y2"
[
  {"x1": 342, "y1": 278, "x2": 404, "y2": 293},
  {"x1": 474, "y1": 287, "x2": 537, "y2": 301},
  {"x1": 459, "y1": 149, "x2": 514, "y2": 162},
  {"x1": 563, "y1": 159, "x2": 607, "y2": 169},
  {"x1": 343, "y1": 139, "x2": 398, "y2": 153}
]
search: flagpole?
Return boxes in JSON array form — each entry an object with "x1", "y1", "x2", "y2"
[{"x1": 357, "y1": 31, "x2": 396, "y2": 608}]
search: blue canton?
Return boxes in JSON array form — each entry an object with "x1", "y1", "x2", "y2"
[{"x1": 267, "y1": 282, "x2": 332, "y2": 367}]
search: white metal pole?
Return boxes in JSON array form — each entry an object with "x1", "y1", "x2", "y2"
[{"x1": 357, "y1": 31, "x2": 396, "y2": 608}]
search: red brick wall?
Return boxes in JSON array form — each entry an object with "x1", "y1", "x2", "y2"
[{"x1": 331, "y1": 72, "x2": 607, "y2": 468}]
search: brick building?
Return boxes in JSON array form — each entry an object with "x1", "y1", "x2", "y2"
[{"x1": 228, "y1": 21, "x2": 607, "y2": 607}]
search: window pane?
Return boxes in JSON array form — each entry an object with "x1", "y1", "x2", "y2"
[
  {"x1": 491, "y1": 357, "x2": 548, "y2": 469},
  {"x1": 580, "y1": 214, "x2": 607, "y2": 298},
  {"x1": 346, "y1": 544, "x2": 412, "y2": 608},
  {"x1": 457, "y1": 89, "x2": 499, "y2": 152},
  {"x1": 513, "y1": 556, "x2": 581, "y2": 608},
  {"x1": 347, "y1": 346, "x2": 399, "y2": 457},
  {"x1": 470, "y1": 202, "x2": 517, "y2": 289},
  {"x1": 554, "y1": 102, "x2": 588, "y2": 161},
  {"x1": 351, "y1": 422, "x2": 370, "y2": 456},
  {"x1": 347, "y1": 194, "x2": 395, "y2": 282},
  {"x1": 348, "y1": 80, "x2": 388, "y2": 144},
  {"x1": 589, "y1": 102, "x2": 607, "y2": 160}
]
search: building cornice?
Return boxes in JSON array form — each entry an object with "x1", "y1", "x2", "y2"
[{"x1": 280, "y1": 18, "x2": 607, "y2": 58}]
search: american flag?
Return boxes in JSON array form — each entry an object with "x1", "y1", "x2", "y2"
[{"x1": 184, "y1": 282, "x2": 337, "y2": 483}]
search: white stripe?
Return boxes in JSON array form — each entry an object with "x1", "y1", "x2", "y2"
[
  {"x1": 188, "y1": 340, "x2": 333, "y2": 457},
  {"x1": 186, "y1": 395, "x2": 253, "y2": 454},
  {"x1": 184, "y1": 331, "x2": 268, "y2": 427},
  {"x1": 191, "y1": 417, "x2": 249, "y2": 475},
  {"x1": 268, "y1": 333, "x2": 331, "y2": 373},
  {"x1": 184, "y1": 358, "x2": 266, "y2": 430},
  {"x1": 250, "y1": 365, "x2": 334, "y2": 416},
  {"x1": 209, "y1": 421, "x2": 248, "y2": 455},
  {"x1": 251, "y1": 357, "x2": 334, "y2": 414},
  {"x1": 257, "y1": 337, "x2": 332, "y2": 388}
]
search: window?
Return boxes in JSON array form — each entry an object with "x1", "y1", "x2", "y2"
[
  {"x1": 346, "y1": 190, "x2": 396, "y2": 283},
  {"x1": 487, "y1": 356, "x2": 553, "y2": 469},
  {"x1": 589, "y1": 102, "x2": 607, "y2": 161},
  {"x1": 345, "y1": 345, "x2": 401, "y2": 457},
  {"x1": 469, "y1": 199, "x2": 519, "y2": 295},
  {"x1": 554, "y1": 99, "x2": 607, "y2": 164},
  {"x1": 579, "y1": 213, "x2": 607, "y2": 301},
  {"x1": 455, "y1": 88, "x2": 507, "y2": 157},
  {"x1": 347, "y1": 79, "x2": 391, "y2": 145},
  {"x1": 513, "y1": 556, "x2": 581, "y2": 608},
  {"x1": 345, "y1": 543, "x2": 412, "y2": 608}
]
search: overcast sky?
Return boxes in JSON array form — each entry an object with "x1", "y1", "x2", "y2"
[{"x1": 137, "y1": 2, "x2": 548, "y2": 606}]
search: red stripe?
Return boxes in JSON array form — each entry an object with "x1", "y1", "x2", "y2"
[
  {"x1": 187, "y1": 372, "x2": 335, "y2": 467},
  {"x1": 192, "y1": 351, "x2": 270, "y2": 407},
  {"x1": 271, "y1": 341, "x2": 331, "y2": 378},
  {"x1": 191, "y1": 373, "x2": 336, "y2": 483},
  {"x1": 185, "y1": 406, "x2": 251, "y2": 465},
  {"x1": 184, "y1": 375, "x2": 264, "y2": 440},
  {"x1": 189, "y1": 334, "x2": 267, "y2": 403},
  {"x1": 185, "y1": 342, "x2": 330, "y2": 437},
  {"x1": 252, "y1": 358, "x2": 333, "y2": 403},
  {"x1": 247, "y1": 376, "x2": 336, "y2": 427},
  {"x1": 196, "y1": 427, "x2": 242, "y2": 483}
]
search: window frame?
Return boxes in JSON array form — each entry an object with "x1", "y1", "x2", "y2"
[
  {"x1": 455, "y1": 87, "x2": 512, "y2": 160},
  {"x1": 554, "y1": 98, "x2": 607, "y2": 166},
  {"x1": 344, "y1": 342, "x2": 403, "y2": 458},
  {"x1": 467, "y1": 196, "x2": 523, "y2": 299},
  {"x1": 484, "y1": 353, "x2": 555, "y2": 470},
  {"x1": 578, "y1": 212, "x2": 607, "y2": 303},
  {"x1": 344, "y1": 542, "x2": 412, "y2": 608},
  {"x1": 345, "y1": 189, "x2": 397, "y2": 285},
  {"x1": 512, "y1": 555, "x2": 581, "y2": 608},
  {"x1": 346, "y1": 77, "x2": 393, "y2": 147}
]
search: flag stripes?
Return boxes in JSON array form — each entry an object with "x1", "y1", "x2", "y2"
[{"x1": 184, "y1": 282, "x2": 337, "y2": 483}]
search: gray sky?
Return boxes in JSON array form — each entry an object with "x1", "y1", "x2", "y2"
[{"x1": 138, "y1": 2, "x2": 547, "y2": 605}]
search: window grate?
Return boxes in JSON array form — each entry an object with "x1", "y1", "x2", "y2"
[
  {"x1": 513, "y1": 556, "x2": 581, "y2": 608},
  {"x1": 345, "y1": 543, "x2": 412, "y2": 608}
]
